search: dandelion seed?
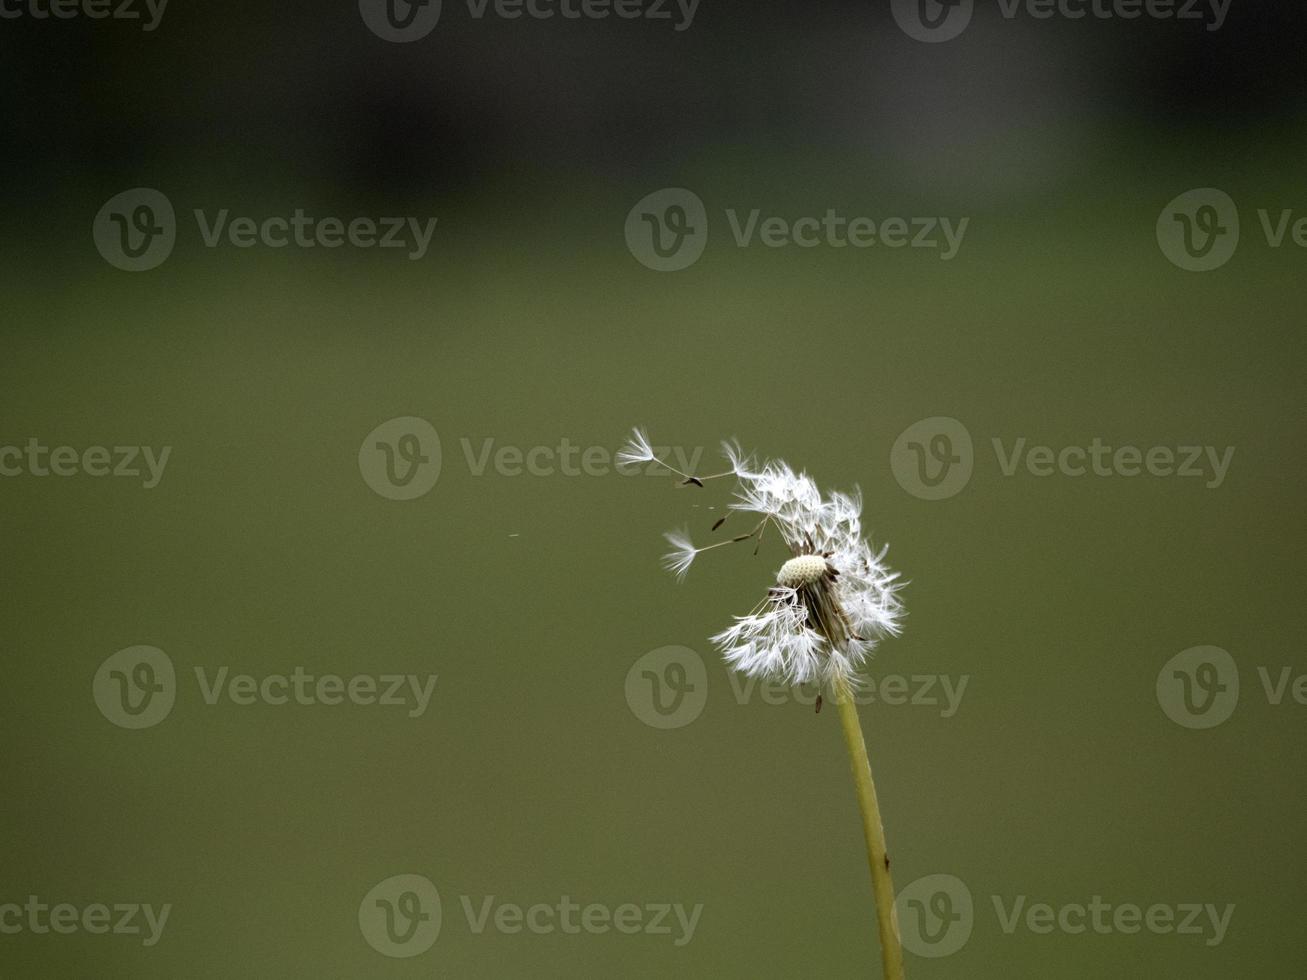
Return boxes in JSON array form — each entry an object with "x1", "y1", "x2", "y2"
[
  {"x1": 661, "y1": 528, "x2": 698, "y2": 581},
  {"x1": 616, "y1": 428, "x2": 656, "y2": 467},
  {"x1": 618, "y1": 427, "x2": 738, "y2": 487}
]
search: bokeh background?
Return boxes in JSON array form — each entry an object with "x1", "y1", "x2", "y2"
[{"x1": 2, "y1": 1, "x2": 1306, "y2": 976}]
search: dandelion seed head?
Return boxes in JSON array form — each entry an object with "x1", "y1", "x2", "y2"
[
  {"x1": 777, "y1": 554, "x2": 827, "y2": 588},
  {"x1": 634, "y1": 431, "x2": 905, "y2": 692}
]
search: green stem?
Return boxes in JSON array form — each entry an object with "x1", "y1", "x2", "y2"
[{"x1": 834, "y1": 675, "x2": 905, "y2": 980}]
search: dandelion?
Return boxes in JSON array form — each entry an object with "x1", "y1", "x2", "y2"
[{"x1": 623, "y1": 428, "x2": 908, "y2": 979}]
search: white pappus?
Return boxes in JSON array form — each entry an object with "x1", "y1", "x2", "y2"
[{"x1": 621, "y1": 429, "x2": 904, "y2": 693}]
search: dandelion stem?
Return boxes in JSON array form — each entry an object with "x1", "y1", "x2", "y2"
[{"x1": 833, "y1": 674, "x2": 905, "y2": 980}]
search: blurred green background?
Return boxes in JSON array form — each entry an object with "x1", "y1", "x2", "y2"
[{"x1": 3, "y1": 3, "x2": 1306, "y2": 977}]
